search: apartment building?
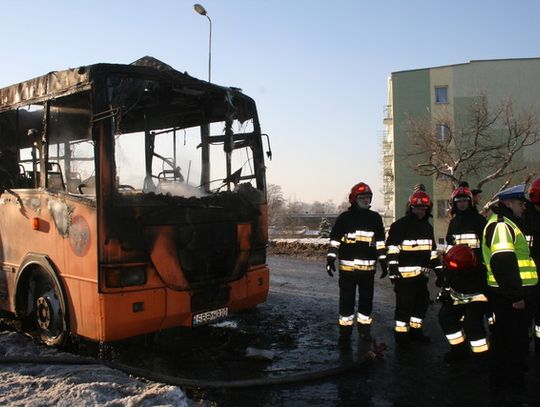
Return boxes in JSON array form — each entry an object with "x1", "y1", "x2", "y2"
[{"x1": 382, "y1": 58, "x2": 540, "y2": 242}]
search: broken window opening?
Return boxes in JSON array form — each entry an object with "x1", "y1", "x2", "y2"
[
  {"x1": 0, "y1": 103, "x2": 46, "y2": 190},
  {"x1": 115, "y1": 126, "x2": 204, "y2": 198},
  {"x1": 109, "y1": 74, "x2": 261, "y2": 201},
  {"x1": 47, "y1": 92, "x2": 95, "y2": 196}
]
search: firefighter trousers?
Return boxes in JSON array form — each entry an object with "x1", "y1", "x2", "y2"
[
  {"x1": 438, "y1": 300, "x2": 487, "y2": 351},
  {"x1": 338, "y1": 271, "x2": 375, "y2": 326},
  {"x1": 393, "y1": 275, "x2": 429, "y2": 329}
]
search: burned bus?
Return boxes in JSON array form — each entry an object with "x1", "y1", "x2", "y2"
[{"x1": 0, "y1": 56, "x2": 270, "y2": 345}]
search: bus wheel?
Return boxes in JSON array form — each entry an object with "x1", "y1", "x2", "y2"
[{"x1": 29, "y1": 269, "x2": 68, "y2": 346}]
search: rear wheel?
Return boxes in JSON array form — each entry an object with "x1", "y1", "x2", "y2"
[{"x1": 27, "y1": 268, "x2": 68, "y2": 346}]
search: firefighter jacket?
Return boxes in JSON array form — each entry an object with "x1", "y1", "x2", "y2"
[
  {"x1": 445, "y1": 209, "x2": 487, "y2": 296},
  {"x1": 482, "y1": 204, "x2": 538, "y2": 302},
  {"x1": 524, "y1": 201, "x2": 540, "y2": 264},
  {"x1": 327, "y1": 207, "x2": 385, "y2": 272},
  {"x1": 386, "y1": 213, "x2": 441, "y2": 278}
]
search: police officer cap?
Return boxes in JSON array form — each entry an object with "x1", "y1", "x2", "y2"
[{"x1": 497, "y1": 184, "x2": 526, "y2": 201}]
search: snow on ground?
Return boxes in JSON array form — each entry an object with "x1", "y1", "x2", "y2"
[
  {"x1": 0, "y1": 331, "x2": 189, "y2": 407},
  {"x1": 270, "y1": 238, "x2": 328, "y2": 244}
]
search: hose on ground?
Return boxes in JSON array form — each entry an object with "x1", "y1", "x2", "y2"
[{"x1": 0, "y1": 351, "x2": 377, "y2": 389}]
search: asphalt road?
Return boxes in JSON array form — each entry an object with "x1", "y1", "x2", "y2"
[{"x1": 109, "y1": 255, "x2": 540, "y2": 407}]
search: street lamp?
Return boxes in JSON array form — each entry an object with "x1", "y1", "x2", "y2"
[{"x1": 193, "y1": 3, "x2": 212, "y2": 82}]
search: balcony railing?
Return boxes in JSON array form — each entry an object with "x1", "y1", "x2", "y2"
[{"x1": 383, "y1": 105, "x2": 392, "y2": 122}]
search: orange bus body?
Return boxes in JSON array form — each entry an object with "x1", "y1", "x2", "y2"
[{"x1": 0, "y1": 57, "x2": 270, "y2": 343}]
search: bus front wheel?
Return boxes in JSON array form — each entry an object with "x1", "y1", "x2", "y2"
[{"x1": 28, "y1": 268, "x2": 68, "y2": 346}]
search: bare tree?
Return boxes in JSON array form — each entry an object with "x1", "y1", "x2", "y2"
[
  {"x1": 267, "y1": 183, "x2": 285, "y2": 227},
  {"x1": 337, "y1": 198, "x2": 350, "y2": 213},
  {"x1": 310, "y1": 200, "x2": 337, "y2": 214},
  {"x1": 405, "y1": 96, "x2": 540, "y2": 189}
]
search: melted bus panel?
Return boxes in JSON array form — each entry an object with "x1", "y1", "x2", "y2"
[{"x1": 0, "y1": 57, "x2": 269, "y2": 343}]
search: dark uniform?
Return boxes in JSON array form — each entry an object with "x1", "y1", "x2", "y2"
[
  {"x1": 439, "y1": 186, "x2": 488, "y2": 361},
  {"x1": 524, "y1": 181, "x2": 540, "y2": 349},
  {"x1": 482, "y1": 184, "x2": 538, "y2": 393},
  {"x1": 386, "y1": 190, "x2": 440, "y2": 345},
  {"x1": 327, "y1": 182, "x2": 386, "y2": 344}
]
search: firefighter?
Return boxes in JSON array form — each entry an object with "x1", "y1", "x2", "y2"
[
  {"x1": 525, "y1": 177, "x2": 540, "y2": 350},
  {"x1": 472, "y1": 188, "x2": 483, "y2": 213},
  {"x1": 386, "y1": 189, "x2": 441, "y2": 347},
  {"x1": 326, "y1": 182, "x2": 386, "y2": 348},
  {"x1": 438, "y1": 186, "x2": 489, "y2": 363},
  {"x1": 482, "y1": 184, "x2": 538, "y2": 394},
  {"x1": 438, "y1": 246, "x2": 489, "y2": 367}
]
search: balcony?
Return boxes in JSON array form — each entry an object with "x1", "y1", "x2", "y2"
[{"x1": 383, "y1": 105, "x2": 392, "y2": 124}]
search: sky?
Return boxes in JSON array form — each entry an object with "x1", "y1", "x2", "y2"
[{"x1": 2, "y1": 0, "x2": 540, "y2": 210}]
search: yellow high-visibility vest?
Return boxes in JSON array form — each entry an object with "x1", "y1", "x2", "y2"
[{"x1": 482, "y1": 214, "x2": 538, "y2": 287}]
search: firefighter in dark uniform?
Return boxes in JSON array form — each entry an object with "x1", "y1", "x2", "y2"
[
  {"x1": 525, "y1": 177, "x2": 540, "y2": 350},
  {"x1": 482, "y1": 184, "x2": 538, "y2": 394},
  {"x1": 326, "y1": 182, "x2": 386, "y2": 348},
  {"x1": 438, "y1": 186, "x2": 489, "y2": 363},
  {"x1": 386, "y1": 189, "x2": 441, "y2": 347},
  {"x1": 472, "y1": 188, "x2": 483, "y2": 213}
]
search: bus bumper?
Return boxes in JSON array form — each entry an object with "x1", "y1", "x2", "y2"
[{"x1": 99, "y1": 265, "x2": 269, "y2": 341}]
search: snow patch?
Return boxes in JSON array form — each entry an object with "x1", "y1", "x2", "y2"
[
  {"x1": 210, "y1": 320, "x2": 239, "y2": 329},
  {"x1": 0, "y1": 332, "x2": 189, "y2": 407},
  {"x1": 271, "y1": 238, "x2": 328, "y2": 244}
]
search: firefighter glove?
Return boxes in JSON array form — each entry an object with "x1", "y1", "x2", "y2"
[
  {"x1": 326, "y1": 257, "x2": 336, "y2": 277},
  {"x1": 379, "y1": 259, "x2": 388, "y2": 279},
  {"x1": 435, "y1": 275, "x2": 444, "y2": 288},
  {"x1": 388, "y1": 264, "x2": 401, "y2": 280},
  {"x1": 436, "y1": 287, "x2": 452, "y2": 304},
  {"x1": 434, "y1": 268, "x2": 447, "y2": 288}
]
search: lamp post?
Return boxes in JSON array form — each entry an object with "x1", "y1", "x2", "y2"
[{"x1": 193, "y1": 3, "x2": 212, "y2": 82}]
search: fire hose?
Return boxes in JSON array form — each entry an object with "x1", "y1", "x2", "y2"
[{"x1": 0, "y1": 340, "x2": 387, "y2": 389}]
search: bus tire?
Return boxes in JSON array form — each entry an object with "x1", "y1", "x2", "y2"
[{"x1": 27, "y1": 267, "x2": 68, "y2": 346}]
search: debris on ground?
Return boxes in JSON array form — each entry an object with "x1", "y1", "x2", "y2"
[{"x1": 245, "y1": 347, "x2": 275, "y2": 361}]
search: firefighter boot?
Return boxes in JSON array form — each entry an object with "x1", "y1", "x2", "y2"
[
  {"x1": 394, "y1": 332, "x2": 411, "y2": 349},
  {"x1": 338, "y1": 326, "x2": 352, "y2": 351},
  {"x1": 409, "y1": 328, "x2": 431, "y2": 343},
  {"x1": 443, "y1": 343, "x2": 469, "y2": 362},
  {"x1": 357, "y1": 324, "x2": 372, "y2": 342}
]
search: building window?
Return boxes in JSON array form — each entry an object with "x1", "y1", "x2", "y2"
[
  {"x1": 435, "y1": 86, "x2": 448, "y2": 104},
  {"x1": 436, "y1": 124, "x2": 450, "y2": 142},
  {"x1": 437, "y1": 199, "x2": 449, "y2": 218}
]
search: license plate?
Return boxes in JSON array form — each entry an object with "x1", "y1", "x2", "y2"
[{"x1": 192, "y1": 307, "x2": 229, "y2": 326}]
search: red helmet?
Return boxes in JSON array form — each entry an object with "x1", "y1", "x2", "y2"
[
  {"x1": 348, "y1": 182, "x2": 373, "y2": 205},
  {"x1": 528, "y1": 177, "x2": 540, "y2": 204},
  {"x1": 444, "y1": 244, "x2": 478, "y2": 272},
  {"x1": 409, "y1": 190, "x2": 432, "y2": 207},
  {"x1": 450, "y1": 186, "x2": 473, "y2": 203}
]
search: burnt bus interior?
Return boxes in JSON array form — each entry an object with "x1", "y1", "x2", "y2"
[
  {"x1": 0, "y1": 57, "x2": 270, "y2": 291},
  {"x1": 0, "y1": 94, "x2": 94, "y2": 195}
]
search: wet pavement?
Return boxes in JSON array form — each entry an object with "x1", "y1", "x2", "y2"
[{"x1": 105, "y1": 255, "x2": 540, "y2": 406}]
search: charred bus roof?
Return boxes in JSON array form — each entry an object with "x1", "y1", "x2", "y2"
[{"x1": 0, "y1": 56, "x2": 258, "y2": 129}]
